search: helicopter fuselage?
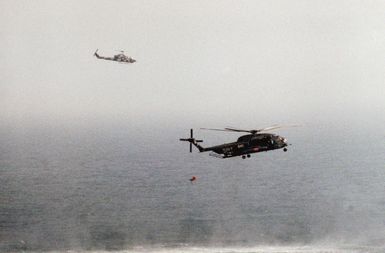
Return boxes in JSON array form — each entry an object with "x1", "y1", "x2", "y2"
[
  {"x1": 94, "y1": 50, "x2": 136, "y2": 63},
  {"x1": 197, "y1": 133, "x2": 287, "y2": 158}
]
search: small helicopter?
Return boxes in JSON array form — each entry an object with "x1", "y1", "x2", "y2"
[
  {"x1": 94, "y1": 49, "x2": 136, "y2": 63},
  {"x1": 180, "y1": 125, "x2": 296, "y2": 159}
]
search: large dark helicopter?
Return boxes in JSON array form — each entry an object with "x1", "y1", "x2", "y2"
[
  {"x1": 180, "y1": 126, "x2": 296, "y2": 159},
  {"x1": 94, "y1": 49, "x2": 136, "y2": 63}
]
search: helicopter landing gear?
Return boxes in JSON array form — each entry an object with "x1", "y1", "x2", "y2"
[
  {"x1": 242, "y1": 155, "x2": 246, "y2": 159},
  {"x1": 283, "y1": 148, "x2": 288, "y2": 152}
]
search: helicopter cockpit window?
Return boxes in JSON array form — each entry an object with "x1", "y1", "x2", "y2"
[
  {"x1": 249, "y1": 135, "x2": 269, "y2": 146},
  {"x1": 237, "y1": 135, "x2": 251, "y2": 143}
]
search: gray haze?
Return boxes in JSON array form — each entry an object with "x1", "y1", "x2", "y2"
[{"x1": 1, "y1": 0, "x2": 385, "y2": 128}]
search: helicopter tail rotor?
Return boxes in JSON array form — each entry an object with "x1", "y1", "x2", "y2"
[{"x1": 180, "y1": 129, "x2": 203, "y2": 153}]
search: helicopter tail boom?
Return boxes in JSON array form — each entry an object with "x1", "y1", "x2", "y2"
[
  {"x1": 94, "y1": 49, "x2": 101, "y2": 58},
  {"x1": 180, "y1": 129, "x2": 204, "y2": 152}
]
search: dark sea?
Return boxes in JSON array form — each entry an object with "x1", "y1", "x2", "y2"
[{"x1": 1, "y1": 122, "x2": 385, "y2": 253}]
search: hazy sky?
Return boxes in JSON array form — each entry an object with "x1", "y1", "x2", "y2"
[{"x1": 1, "y1": 0, "x2": 385, "y2": 129}]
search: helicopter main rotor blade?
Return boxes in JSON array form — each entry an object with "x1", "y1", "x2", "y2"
[
  {"x1": 201, "y1": 127, "x2": 253, "y2": 133},
  {"x1": 257, "y1": 124, "x2": 301, "y2": 132},
  {"x1": 200, "y1": 127, "x2": 235, "y2": 132},
  {"x1": 223, "y1": 126, "x2": 284, "y2": 133},
  {"x1": 224, "y1": 127, "x2": 253, "y2": 133},
  {"x1": 201, "y1": 125, "x2": 300, "y2": 134}
]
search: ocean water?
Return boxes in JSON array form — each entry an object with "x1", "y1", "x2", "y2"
[{"x1": 1, "y1": 123, "x2": 385, "y2": 252}]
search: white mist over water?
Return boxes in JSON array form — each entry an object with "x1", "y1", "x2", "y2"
[{"x1": 21, "y1": 245, "x2": 385, "y2": 253}]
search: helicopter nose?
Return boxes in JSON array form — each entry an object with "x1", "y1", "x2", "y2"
[{"x1": 279, "y1": 137, "x2": 287, "y2": 147}]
